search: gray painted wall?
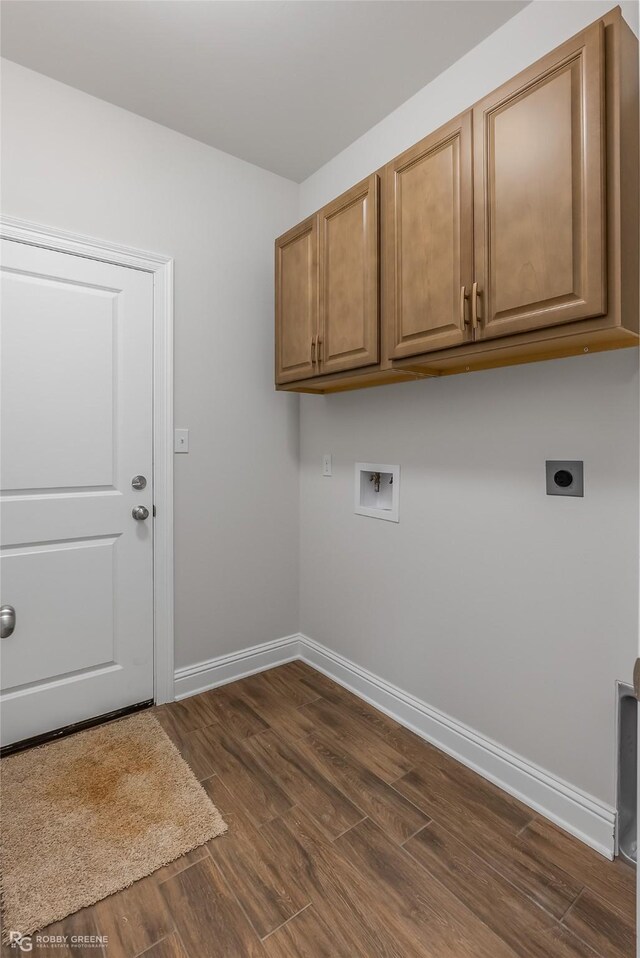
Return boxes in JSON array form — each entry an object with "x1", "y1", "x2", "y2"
[
  {"x1": 0, "y1": 59, "x2": 301, "y2": 669},
  {"x1": 297, "y1": 0, "x2": 640, "y2": 805}
]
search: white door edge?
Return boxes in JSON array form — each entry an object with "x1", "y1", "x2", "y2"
[{"x1": 0, "y1": 215, "x2": 175, "y2": 706}]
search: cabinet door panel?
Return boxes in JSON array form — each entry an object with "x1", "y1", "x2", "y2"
[
  {"x1": 387, "y1": 113, "x2": 473, "y2": 358},
  {"x1": 319, "y1": 175, "x2": 379, "y2": 374},
  {"x1": 475, "y1": 21, "x2": 606, "y2": 339},
  {"x1": 275, "y1": 217, "x2": 318, "y2": 383}
]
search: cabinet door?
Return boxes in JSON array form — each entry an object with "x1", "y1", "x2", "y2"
[
  {"x1": 275, "y1": 217, "x2": 318, "y2": 384},
  {"x1": 318, "y1": 175, "x2": 379, "y2": 374},
  {"x1": 387, "y1": 112, "x2": 474, "y2": 359},
  {"x1": 474, "y1": 21, "x2": 606, "y2": 340}
]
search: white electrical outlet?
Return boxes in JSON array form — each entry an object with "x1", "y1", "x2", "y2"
[
  {"x1": 322, "y1": 454, "x2": 332, "y2": 477},
  {"x1": 174, "y1": 428, "x2": 189, "y2": 453}
]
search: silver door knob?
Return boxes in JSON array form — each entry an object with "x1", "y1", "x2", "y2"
[
  {"x1": 1, "y1": 605, "x2": 16, "y2": 638},
  {"x1": 132, "y1": 505, "x2": 150, "y2": 520}
]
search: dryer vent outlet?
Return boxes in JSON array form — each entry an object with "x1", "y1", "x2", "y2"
[{"x1": 545, "y1": 460, "x2": 584, "y2": 497}]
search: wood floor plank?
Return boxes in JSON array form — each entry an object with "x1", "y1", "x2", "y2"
[
  {"x1": 151, "y1": 845, "x2": 210, "y2": 884},
  {"x1": 183, "y1": 723, "x2": 294, "y2": 826},
  {"x1": 169, "y1": 727, "x2": 220, "y2": 781},
  {"x1": 260, "y1": 805, "x2": 404, "y2": 957},
  {"x1": 26, "y1": 907, "x2": 109, "y2": 958},
  {"x1": 262, "y1": 904, "x2": 356, "y2": 958},
  {"x1": 335, "y1": 817, "x2": 519, "y2": 958},
  {"x1": 411, "y1": 751, "x2": 535, "y2": 834},
  {"x1": 259, "y1": 664, "x2": 324, "y2": 708},
  {"x1": 299, "y1": 728, "x2": 429, "y2": 843},
  {"x1": 241, "y1": 729, "x2": 365, "y2": 840},
  {"x1": 341, "y1": 701, "x2": 539, "y2": 840},
  {"x1": 152, "y1": 705, "x2": 187, "y2": 746},
  {"x1": 313, "y1": 678, "x2": 534, "y2": 827},
  {"x1": 314, "y1": 685, "x2": 535, "y2": 848},
  {"x1": 298, "y1": 696, "x2": 414, "y2": 783},
  {"x1": 160, "y1": 696, "x2": 219, "y2": 736},
  {"x1": 312, "y1": 679, "x2": 418, "y2": 737},
  {"x1": 90, "y1": 872, "x2": 175, "y2": 958},
  {"x1": 404, "y1": 822, "x2": 600, "y2": 958},
  {"x1": 159, "y1": 857, "x2": 264, "y2": 958},
  {"x1": 198, "y1": 687, "x2": 270, "y2": 739},
  {"x1": 423, "y1": 807, "x2": 583, "y2": 920},
  {"x1": 518, "y1": 818, "x2": 635, "y2": 925},
  {"x1": 278, "y1": 659, "x2": 317, "y2": 681},
  {"x1": 201, "y1": 776, "x2": 310, "y2": 938},
  {"x1": 314, "y1": 682, "x2": 580, "y2": 915},
  {"x1": 231, "y1": 673, "x2": 317, "y2": 740},
  {"x1": 136, "y1": 932, "x2": 190, "y2": 958},
  {"x1": 393, "y1": 762, "x2": 533, "y2": 843},
  {"x1": 315, "y1": 681, "x2": 464, "y2": 767},
  {"x1": 562, "y1": 888, "x2": 634, "y2": 958},
  {"x1": 284, "y1": 662, "x2": 347, "y2": 701}
]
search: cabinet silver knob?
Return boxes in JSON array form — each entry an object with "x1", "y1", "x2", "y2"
[
  {"x1": 1, "y1": 605, "x2": 16, "y2": 638},
  {"x1": 132, "y1": 505, "x2": 150, "y2": 521}
]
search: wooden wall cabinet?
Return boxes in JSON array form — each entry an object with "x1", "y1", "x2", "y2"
[
  {"x1": 473, "y1": 21, "x2": 606, "y2": 341},
  {"x1": 276, "y1": 174, "x2": 381, "y2": 384},
  {"x1": 390, "y1": 19, "x2": 608, "y2": 363},
  {"x1": 276, "y1": 8, "x2": 638, "y2": 393},
  {"x1": 385, "y1": 112, "x2": 473, "y2": 359},
  {"x1": 275, "y1": 216, "x2": 318, "y2": 384},
  {"x1": 319, "y1": 175, "x2": 380, "y2": 374},
  {"x1": 276, "y1": 175, "x2": 422, "y2": 392}
]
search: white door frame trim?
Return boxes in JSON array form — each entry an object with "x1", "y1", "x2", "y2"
[{"x1": 1, "y1": 216, "x2": 175, "y2": 704}]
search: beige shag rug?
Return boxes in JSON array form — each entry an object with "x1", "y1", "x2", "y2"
[{"x1": 0, "y1": 711, "x2": 226, "y2": 936}]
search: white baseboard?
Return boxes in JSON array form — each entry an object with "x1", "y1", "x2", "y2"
[
  {"x1": 173, "y1": 634, "x2": 301, "y2": 699},
  {"x1": 173, "y1": 632, "x2": 616, "y2": 859}
]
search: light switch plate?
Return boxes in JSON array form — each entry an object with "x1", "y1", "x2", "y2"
[
  {"x1": 546, "y1": 460, "x2": 583, "y2": 497},
  {"x1": 322, "y1": 454, "x2": 332, "y2": 477},
  {"x1": 174, "y1": 428, "x2": 189, "y2": 453}
]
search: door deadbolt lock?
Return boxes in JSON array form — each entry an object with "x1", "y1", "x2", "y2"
[
  {"x1": 132, "y1": 505, "x2": 150, "y2": 521},
  {"x1": 131, "y1": 475, "x2": 147, "y2": 490}
]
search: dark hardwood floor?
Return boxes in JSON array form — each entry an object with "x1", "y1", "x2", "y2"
[{"x1": 18, "y1": 662, "x2": 636, "y2": 956}]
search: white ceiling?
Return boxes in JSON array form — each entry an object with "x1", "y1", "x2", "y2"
[{"x1": 0, "y1": 0, "x2": 529, "y2": 182}]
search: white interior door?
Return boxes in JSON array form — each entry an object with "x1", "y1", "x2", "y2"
[{"x1": 0, "y1": 239, "x2": 154, "y2": 746}]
